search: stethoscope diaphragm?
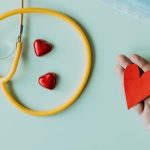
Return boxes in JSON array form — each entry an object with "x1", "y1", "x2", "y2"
[{"x1": 0, "y1": 44, "x2": 15, "y2": 60}]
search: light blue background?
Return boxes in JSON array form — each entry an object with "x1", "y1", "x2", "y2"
[{"x1": 0, "y1": 0, "x2": 150, "y2": 150}]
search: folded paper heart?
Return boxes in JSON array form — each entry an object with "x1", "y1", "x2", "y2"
[
  {"x1": 124, "y1": 64, "x2": 150, "y2": 109},
  {"x1": 34, "y1": 39, "x2": 53, "y2": 56},
  {"x1": 39, "y1": 73, "x2": 57, "y2": 90}
]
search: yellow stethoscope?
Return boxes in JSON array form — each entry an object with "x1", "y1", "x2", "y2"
[{"x1": 0, "y1": 0, "x2": 92, "y2": 116}]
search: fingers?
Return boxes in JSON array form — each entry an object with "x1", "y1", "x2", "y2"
[
  {"x1": 140, "y1": 102, "x2": 150, "y2": 127},
  {"x1": 129, "y1": 54, "x2": 150, "y2": 115},
  {"x1": 115, "y1": 64, "x2": 124, "y2": 79},
  {"x1": 130, "y1": 54, "x2": 150, "y2": 72},
  {"x1": 115, "y1": 55, "x2": 132, "y2": 79},
  {"x1": 133, "y1": 103, "x2": 144, "y2": 115},
  {"x1": 116, "y1": 54, "x2": 145, "y2": 115},
  {"x1": 117, "y1": 54, "x2": 132, "y2": 69}
]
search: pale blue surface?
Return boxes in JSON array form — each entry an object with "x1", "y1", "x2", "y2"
[{"x1": 0, "y1": 0, "x2": 150, "y2": 150}]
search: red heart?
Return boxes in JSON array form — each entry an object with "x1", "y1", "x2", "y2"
[
  {"x1": 39, "y1": 73, "x2": 57, "y2": 90},
  {"x1": 34, "y1": 39, "x2": 53, "y2": 56},
  {"x1": 124, "y1": 64, "x2": 150, "y2": 109}
]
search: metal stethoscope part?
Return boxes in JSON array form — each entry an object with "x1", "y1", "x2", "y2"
[{"x1": 0, "y1": 0, "x2": 24, "y2": 60}]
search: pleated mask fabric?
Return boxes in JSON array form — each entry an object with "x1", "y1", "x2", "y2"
[{"x1": 97, "y1": 0, "x2": 150, "y2": 24}]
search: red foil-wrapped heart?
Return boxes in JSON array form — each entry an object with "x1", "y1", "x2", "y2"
[
  {"x1": 34, "y1": 39, "x2": 53, "y2": 56},
  {"x1": 39, "y1": 73, "x2": 57, "y2": 90}
]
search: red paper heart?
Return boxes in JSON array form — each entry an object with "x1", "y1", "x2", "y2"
[
  {"x1": 124, "y1": 64, "x2": 150, "y2": 109},
  {"x1": 39, "y1": 73, "x2": 57, "y2": 90},
  {"x1": 34, "y1": 39, "x2": 53, "y2": 56}
]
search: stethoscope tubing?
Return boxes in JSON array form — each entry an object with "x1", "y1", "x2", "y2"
[{"x1": 0, "y1": 8, "x2": 92, "y2": 116}]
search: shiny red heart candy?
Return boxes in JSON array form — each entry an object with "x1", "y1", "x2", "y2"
[
  {"x1": 39, "y1": 73, "x2": 57, "y2": 90},
  {"x1": 34, "y1": 39, "x2": 53, "y2": 56}
]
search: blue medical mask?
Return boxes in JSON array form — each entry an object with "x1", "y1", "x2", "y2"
[{"x1": 97, "y1": 0, "x2": 150, "y2": 23}]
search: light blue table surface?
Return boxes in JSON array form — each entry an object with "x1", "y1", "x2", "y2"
[{"x1": 0, "y1": 0, "x2": 150, "y2": 150}]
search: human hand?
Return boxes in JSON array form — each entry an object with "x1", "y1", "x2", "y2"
[{"x1": 116, "y1": 54, "x2": 150, "y2": 130}]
